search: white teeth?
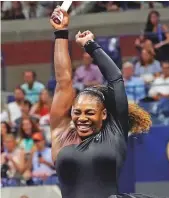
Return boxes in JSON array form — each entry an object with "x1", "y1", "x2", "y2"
[
  {"x1": 77, "y1": 125, "x2": 90, "y2": 132},
  {"x1": 79, "y1": 126, "x2": 89, "y2": 130}
]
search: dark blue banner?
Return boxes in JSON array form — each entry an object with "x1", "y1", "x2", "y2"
[{"x1": 119, "y1": 125, "x2": 169, "y2": 193}]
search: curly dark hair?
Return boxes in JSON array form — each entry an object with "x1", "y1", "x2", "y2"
[{"x1": 128, "y1": 103, "x2": 152, "y2": 133}]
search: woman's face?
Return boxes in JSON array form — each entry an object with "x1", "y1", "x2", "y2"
[
  {"x1": 40, "y1": 90, "x2": 49, "y2": 103},
  {"x1": 150, "y1": 13, "x2": 159, "y2": 26},
  {"x1": 22, "y1": 119, "x2": 32, "y2": 135},
  {"x1": 141, "y1": 49, "x2": 152, "y2": 63},
  {"x1": 71, "y1": 94, "x2": 107, "y2": 138}
]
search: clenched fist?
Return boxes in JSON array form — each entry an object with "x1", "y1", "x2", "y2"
[
  {"x1": 75, "y1": 30, "x2": 95, "y2": 47},
  {"x1": 50, "y1": 6, "x2": 69, "y2": 30}
]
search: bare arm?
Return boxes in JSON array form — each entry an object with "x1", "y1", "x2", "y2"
[
  {"x1": 162, "y1": 25, "x2": 169, "y2": 45},
  {"x1": 10, "y1": 150, "x2": 25, "y2": 174},
  {"x1": 155, "y1": 25, "x2": 169, "y2": 48},
  {"x1": 50, "y1": 8, "x2": 74, "y2": 161},
  {"x1": 50, "y1": 38, "x2": 74, "y2": 129},
  {"x1": 30, "y1": 103, "x2": 38, "y2": 115}
]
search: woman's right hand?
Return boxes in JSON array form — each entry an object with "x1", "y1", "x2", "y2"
[{"x1": 50, "y1": 6, "x2": 69, "y2": 30}]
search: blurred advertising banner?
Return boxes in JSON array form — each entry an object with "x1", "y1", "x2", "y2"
[
  {"x1": 119, "y1": 125, "x2": 169, "y2": 197},
  {"x1": 96, "y1": 36, "x2": 122, "y2": 69},
  {"x1": 1, "y1": 185, "x2": 61, "y2": 198}
]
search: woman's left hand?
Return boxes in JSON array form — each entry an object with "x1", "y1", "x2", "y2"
[{"x1": 75, "y1": 30, "x2": 95, "y2": 47}]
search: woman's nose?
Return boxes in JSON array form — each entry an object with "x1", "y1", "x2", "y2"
[{"x1": 78, "y1": 114, "x2": 88, "y2": 122}]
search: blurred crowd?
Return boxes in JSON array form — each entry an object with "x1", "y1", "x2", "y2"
[
  {"x1": 1, "y1": 1, "x2": 81, "y2": 20},
  {"x1": 93, "y1": 1, "x2": 169, "y2": 12},
  {"x1": 1, "y1": 1, "x2": 169, "y2": 20},
  {"x1": 1, "y1": 70, "x2": 57, "y2": 187},
  {"x1": 1, "y1": 8, "x2": 169, "y2": 188}
]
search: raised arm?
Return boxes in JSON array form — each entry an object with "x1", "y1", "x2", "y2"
[
  {"x1": 50, "y1": 35, "x2": 73, "y2": 129},
  {"x1": 50, "y1": 8, "x2": 74, "y2": 160},
  {"x1": 76, "y1": 31, "x2": 128, "y2": 139}
]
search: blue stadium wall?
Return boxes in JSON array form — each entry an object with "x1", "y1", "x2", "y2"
[{"x1": 119, "y1": 125, "x2": 169, "y2": 197}]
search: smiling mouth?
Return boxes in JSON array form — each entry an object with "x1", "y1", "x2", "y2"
[{"x1": 77, "y1": 124, "x2": 92, "y2": 132}]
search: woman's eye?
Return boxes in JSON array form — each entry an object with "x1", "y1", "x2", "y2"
[
  {"x1": 87, "y1": 112, "x2": 95, "y2": 116},
  {"x1": 74, "y1": 111, "x2": 80, "y2": 115}
]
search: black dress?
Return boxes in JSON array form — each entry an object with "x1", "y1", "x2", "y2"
[
  {"x1": 55, "y1": 41, "x2": 159, "y2": 198},
  {"x1": 145, "y1": 24, "x2": 169, "y2": 61}
]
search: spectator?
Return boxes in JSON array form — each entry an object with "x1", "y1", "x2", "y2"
[
  {"x1": 124, "y1": 1, "x2": 141, "y2": 9},
  {"x1": 73, "y1": 52, "x2": 103, "y2": 91},
  {"x1": 0, "y1": 87, "x2": 25, "y2": 124},
  {"x1": 21, "y1": 71, "x2": 45, "y2": 104},
  {"x1": 144, "y1": 10, "x2": 169, "y2": 61},
  {"x1": 135, "y1": 49, "x2": 161, "y2": 83},
  {"x1": 1, "y1": 1, "x2": 12, "y2": 14},
  {"x1": 31, "y1": 132, "x2": 57, "y2": 185},
  {"x1": 39, "y1": 113, "x2": 51, "y2": 146},
  {"x1": 123, "y1": 62, "x2": 146, "y2": 103},
  {"x1": 22, "y1": 1, "x2": 49, "y2": 19},
  {"x1": 93, "y1": 2, "x2": 108, "y2": 12},
  {"x1": 1, "y1": 134, "x2": 25, "y2": 186},
  {"x1": 22, "y1": 152, "x2": 34, "y2": 186},
  {"x1": 93, "y1": 1, "x2": 124, "y2": 13},
  {"x1": 2, "y1": 1, "x2": 25, "y2": 20},
  {"x1": 1, "y1": 122, "x2": 12, "y2": 152},
  {"x1": 105, "y1": 2, "x2": 120, "y2": 12},
  {"x1": 149, "y1": 61, "x2": 169, "y2": 100},
  {"x1": 140, "y1": 2, "x2": 155, "y2": 9},
  {"x1": 0, "y1": 102, "x2": 9, "y2": 124},
  {"x1": 30, "y1": 89, "x2": 51, "y2": 118},
  {"x1": 18, "y1": 118, "x2": 39, "y2": 153},
  {"x1": 135, "y1": 36, "x2": 155, "y2": 56},
  {"x1": 15, "y1": 100, "x2": 39, "y2": 129},
  {"x1": 39, "y1": 1, "x2": 60, "y2": 17},
  {"x1": 1, "y1": 121, "x2": 12, "y2": 139}
]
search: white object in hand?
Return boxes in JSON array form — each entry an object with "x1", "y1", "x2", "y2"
[
  {"x1": 61, "y1": 0, "x2": 73, "y2": 11},
  {"x1": 57, "y1": 0, "x2": 72, "y2": 23}
]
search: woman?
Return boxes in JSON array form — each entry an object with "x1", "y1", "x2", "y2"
[
  {"x1": 1, "y1": 121, "x2": 12, "y2": 152},
  {"x1": 50, "y1": 7, "x2": 152, "y2": 198},
  {"x1": 135, "y1": 48, "x2": 161, "y2": 83},
  {"x1": 30, "y1": 89, "x2": 51, "y2": 118},
  {"x1": 1, "y1": 121, "x2": 12, "y2": 137},
  {"x1": 144, "y1": 10, "x2": 169, "y2": 61},
  {"x1": 135, "y1": 36, "x2": 155, "y2": 56},
  {"x1": 1, "y1": 134, "x2": 25, "y2": 186},
  {"x1": 18, "y1": 118, "x2": 39, "y2": 153}
]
